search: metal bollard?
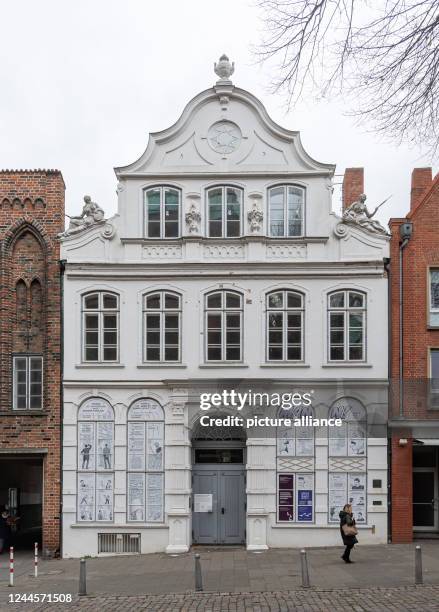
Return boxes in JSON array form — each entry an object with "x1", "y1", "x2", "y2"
[
  {"x1": 34, "y1": 542, "x2": 38, "y2": 578},
  {"x1": 415, "y1": 545, "x2": 423, "y2": 585},
  {"x1": 78, "y1": 558, "x2": 87, "y2": 596},
  {"x1": 300, "y1": 549, "x2": 310, "y2": 588},
  {"x1": 194, "y1": 553, "x2": 203, "y2": 592},
  {"x1": 8, "y1": 547, "x2": 14, "y2": 587}
]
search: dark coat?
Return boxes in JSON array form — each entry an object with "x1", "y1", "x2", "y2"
[{"x1": 339, "y1": 510, "x2": 358, "y2": 546}]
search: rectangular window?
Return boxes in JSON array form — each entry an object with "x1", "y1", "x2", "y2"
[
  {"x1": 207, "y1": 186, "x2": 242, "y2": 238},
  {"x1": 82, "y1": 292, "x2": 119, "y2": 363},
  {"x1": 328, "y1": 291, "x2": 366, "y2": 362},
  {"x1": 12, "y1": 355, "x2": 43, "y2": 410},
  {"x1": 429, "y1": 270, "x2": 439, "y2": 326},
  {"x1": 145, "y1": 187, "x2": 181, "y2": 238},
  {"x1": 277, "y1": 473, "x2": 314, "y2": 523},
  {"x1": 268, "y1": 185, "x2": 304, "y2": 237},
  {"x1": 430, "y1": 349, "x2": 439, "y2": 394}
]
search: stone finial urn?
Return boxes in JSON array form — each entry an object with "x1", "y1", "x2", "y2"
[{"x1": 214, "y1": 54, "x2": 234, "y2": 82}]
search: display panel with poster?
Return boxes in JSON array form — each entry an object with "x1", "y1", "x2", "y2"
[
  {"x1": 96, "y1": 474, "x2": 114, "y2": 521},
  {"x1": 77, "y1": 398, "x2": 115, "y2": 523},
  {"x1": 127, "y1": 398, "x2": 165, "y2": 523},
  {"x1": 278, "y1": 474, "x2": 294, "y2": 521},
  {"x1": 328, "y1": 472, "x2": 367, "y2": 524},
  {"x1": 276, "y1": 405, "x2": 314, "y2": 458},
  {"x1": 78, "y1": 422, "x2": 95, "y2": 470},
  {"x1": 128, "y1": 473, "x2": 145, "y2": 522},
  {"x1": 77, "y1": 473, "x2": 95, "y2": 521},
  {"x1": 328, "y1": 397, "x2": 367, "y2": 459},
  {"x1": 296, "y1": 473, "x2": 313, "y2": 522}
]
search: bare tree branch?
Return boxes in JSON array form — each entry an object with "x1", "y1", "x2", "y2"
[{"x1": 254, "y1": 0, "x2": 439, "y2": 154}]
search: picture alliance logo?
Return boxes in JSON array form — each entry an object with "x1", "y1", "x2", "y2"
[{"x1": 199, "y1": 390, "x2": 314, "y2": 412}]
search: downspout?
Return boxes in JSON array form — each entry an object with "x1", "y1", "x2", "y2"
[
  {"x1": 399, "y1": 223, "x2": 412, "y2": 417},
  {"x1": 59, "y1": 258, "x2": 66, "y2": 557},
  {"x1": 383, "y1": 257, "x2": 391, "y2": 542}
]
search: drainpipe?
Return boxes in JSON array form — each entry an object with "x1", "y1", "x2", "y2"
[
  {"x1": 383, "y1": 257, "x2": 391, "y2": 542},
  {"x1": 398, "y1": 223, "x2": 413, "y2": 417},
  {"x1": 59, "y1": 258, "x2": 66, "y2": 558}
]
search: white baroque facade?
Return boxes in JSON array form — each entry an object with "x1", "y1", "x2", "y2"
[{"x1": 61, "y1": 58, "x2": 389, "y2": 557}]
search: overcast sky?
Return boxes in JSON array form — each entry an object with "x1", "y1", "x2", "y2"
[{"x1": 1, "y1": 0, "x2": 437, "y2": 226}]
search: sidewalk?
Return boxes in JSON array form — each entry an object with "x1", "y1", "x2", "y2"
[{"x1": 0, "y1": 542, "x2": 438, "y2": 607}]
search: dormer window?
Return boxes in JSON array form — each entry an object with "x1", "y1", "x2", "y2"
[
  {"x1": 268, "y1": 185, "x2": 304, "y2": 237},
  {"x1": 144, "y1": 187, "x2": 180, "y2": 238},
  {"x1": 207, "y1": 186, "x2": 242, "y2": 238}
]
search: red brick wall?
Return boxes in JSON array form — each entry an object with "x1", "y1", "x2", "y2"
[
  {"x1": 0, "y1": 170, "x2": 65, "y2": 553},
  {"x1": 391, "y1": 433, "x2": 413, "y2": 542},
  {"x1": 342, "y1": 168, "x2": 364, "y2": 210},
  {"x1": 389, "y1": 170, "x2": 439, "y2": 542}
]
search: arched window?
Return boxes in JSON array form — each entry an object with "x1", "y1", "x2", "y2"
[
  {"x1": 144, "y1": 186, "x2": 180, "y2": 238},
  {"x1": 268, "y1": 185, "x2": 304, "y2": 237},
  {"x1": 143, "y1": 291, "x2": 181, "y2": 362},
  {"x1": 266, "y1": 290, "x2": 304, "y2": 361},
  {"x1": 127, "y1": 399, "x2": 165, "y2": 523},
  {"x1": 328, "y1": 290, "x2": 366, "y2": 362},
  {"x1": 82, "y1": 291, "x2": 119, "y2": 362},
  {"x1": 77, "y1": 398, "x2": 114, "y2": 522},
  {"x1": 205, "y1": 290, "x2": 243, "y2": 362},
  {"x1": 277, "y1": 405, "x2": 314, "y2": 523},
  {"x1": 207, "y1": 186, "x2": 242, "y2": 237},
  {"x1": 328, "y1": 397, "x2": 367, "y2": 524}
]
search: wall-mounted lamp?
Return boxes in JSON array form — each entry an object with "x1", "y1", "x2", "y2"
[{"x1": 399, "y1": 438, "x2": 408, "y2": 447}]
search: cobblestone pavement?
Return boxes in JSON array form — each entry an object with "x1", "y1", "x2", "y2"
[
  {"x1": 2, "y1": 585, "x2": 439, "y2": 611},
  {"x1": 1, "y1": 543, "x2": 439, "y2": 610}
]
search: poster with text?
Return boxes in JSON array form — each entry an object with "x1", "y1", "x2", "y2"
[
  {"x1": 278, "y1": 474, "x2": 294, "y2": 522},
  {"x1": 78, "y1": 422, "x2": 95, "y2": 470},
  {"x1": 328, "y1": 423, "x2": 347, "y2": 456},
  {"x1": 96, "y1": 473, "x2": 113, "y2": 521},
  {"x1": 77, "y1": 473, "x2": 95, "y2": 521},
  {"x1": 128, "y1": 473, "x2": 145, "y2": 521},
  {"x1": 296, "y1": 437, "x2": 314, "y2": 456},
  {"x1": 128, "y1": 422, "x2": 146, "y2": 471},
  {"x1": 277, "y1": 426, "x2": 295, "y2": 456},
  {"x1": 147, "y1": 423, "x2": 164, "y2": 471},
  {"x1": 146, "y1": 473, "x2": 163, "y2": 522},
  {"x1": 97, "y1": 422, "x2": 114, "y2": 470},
  {"x1": 328, "y1": 473, "x2": 347, "y2": 522}
]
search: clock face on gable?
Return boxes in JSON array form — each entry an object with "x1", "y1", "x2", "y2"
[{"x1": 207, "y1": 121, "x2": 242, "y2": 154}]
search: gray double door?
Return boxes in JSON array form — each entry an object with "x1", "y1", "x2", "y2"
[{"x1": 192, "y1": 466, "x2": 246, "y2": 545}]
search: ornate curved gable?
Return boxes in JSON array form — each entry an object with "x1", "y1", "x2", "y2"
[{"x1": 115, "y1": 58, "x2": 335, "y2": 179}]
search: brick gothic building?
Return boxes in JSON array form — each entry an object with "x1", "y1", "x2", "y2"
[
  {"x1": 0, "y1": 170, "x2": 64, "y2": 554},
  {"x1": 389, "y1": 168, "x2": 439, "y2": 542}
]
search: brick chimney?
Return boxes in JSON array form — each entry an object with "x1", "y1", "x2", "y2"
[
  {"x1": 410, "y1": 167, "x2": 432, "y2": 211},
  {"x1": 342, "y1": 168, "x2": 364, "y2": 210}
]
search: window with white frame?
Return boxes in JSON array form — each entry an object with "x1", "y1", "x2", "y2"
[
  {"x1": 12, "y1": 355, "x2": 43, "y2": 410},
  {"x1": 77, "y1": 398, "x2": 114, "y2": 522},
  {"x1": 268, "y1": 185, "x2": 304, "y2": 237},
  {"x1": 328, "y1": 397, "x2": 367, "y2": 524},
  {"x1": 266, "y1": 290, "x2": 304, "y2": 361},
  {"x1": 429, "y1": 270, "x2": 439, "y2": 326},
  {"x1": 127, "y1": 399, "x2": 164, "y2": 523},
  {"x1": 82, "y1": 292, "x2": 119, "y2": 363},
  {"x1": 144, "y1": 186, "x2": 180, "y2": 238},
  {"x1": 143, "y1": 291, "x2": 181, "y2": 362},
  {"x1": 205, "y1": 290, "x2": 242, "y2": 362},
  {"x1": 207, "y1": 186, "x2": 242, "y2": 237},
  {"x1": 328, "y1": 290, "x2": 366, "y2": 362}
]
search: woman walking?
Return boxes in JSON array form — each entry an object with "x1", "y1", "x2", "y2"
[{"x1": 339, "y1": 503, "x2": 358, "y2": 563}]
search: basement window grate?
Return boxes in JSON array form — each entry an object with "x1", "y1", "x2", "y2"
[{"x1": 98, "y1": 533, "x2": 141, "y2": 554}]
